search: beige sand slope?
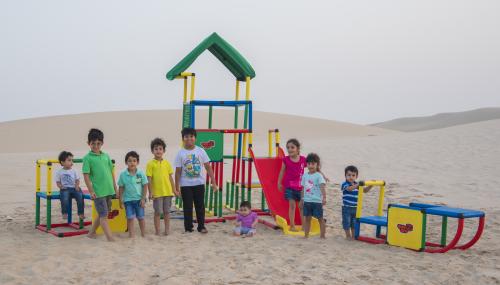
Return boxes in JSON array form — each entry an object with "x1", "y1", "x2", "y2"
[
  {"x1": 0, "y1": 110, "x2": 394, "y2": 153},
  {"x1": 372, "y1": 107, "x2": 500, "y2": 132},
  {"x1": 0, "y1": 113, "x2": 499, "y2": 284}
]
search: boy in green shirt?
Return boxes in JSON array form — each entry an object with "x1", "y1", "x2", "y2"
[{"x1": 83, "y1": 128, "x2": 118, "y2": 242}]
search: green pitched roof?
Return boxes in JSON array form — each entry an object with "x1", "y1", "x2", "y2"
[{"x1": 166, "y1": 32, "x2": 255, "y2": 81}]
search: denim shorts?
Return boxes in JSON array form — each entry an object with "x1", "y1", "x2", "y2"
[
  {"x1": 94, "y1": 196, "x2": 112, "y2": 217},
  {"x1": 285, "y1": 188, "x2": 302, "y2": 201},
  {"x1": 342, "y1": 206, "x2": 357, "y2": 230},
  {"x1": 303, "y1": 202, "x2": 323, "y2": 219},
  {"x1": 124, "y1": 200, "x2": 145, "y2": 220},
  {"x1": 234, "y1": 226, "x2": 256, "y2": 235}
]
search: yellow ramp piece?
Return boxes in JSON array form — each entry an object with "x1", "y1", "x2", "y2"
[
  {"x1": 387, "y1": 207, "x2": 424, "y2": 250},
  {"x1": 92, "y1": 199, "x2": 128, "y2": 234},
  {"x1": 275, "y1": 215, "x2": 320, "y2": 237}
]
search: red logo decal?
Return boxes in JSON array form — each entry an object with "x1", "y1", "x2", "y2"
[
  {"x1": 108, "y1": 209, "x2": 119, "y2": 219},
  {"x1": 397, "y1": 224, "x2": 413, "y2": 233},
  {"x1": 201, "y1": 140, "x2": 215, "y2": 150}
]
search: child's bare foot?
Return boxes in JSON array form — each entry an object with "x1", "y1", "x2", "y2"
[
  {"x1": 107, "y1": 237, "x2": 116, "y2": 242},
  {"x1": 87, "y1": 232, "x2": 97, "y2": 239},
  {"x1": 141, "y1": 233, "x2": 145, "y2": 238},
  {"x1": 246, "y1": 232, "x2": 254, "y2": 237},
  {"x1": 163, "y1": 232, "x2": 169, "y2": 236},
  {"x1": 62, "y1": 214, "x2": 68, "y2": 220},
  {"x1": 289, "y1": 226, "x2": 298, "y2": 232},
  {"x1": 79, "y1": 215, "x2": 85, "y2": 220},
  {"x1": 155, "y1": 232, "x2": 160, "y2": 236}
]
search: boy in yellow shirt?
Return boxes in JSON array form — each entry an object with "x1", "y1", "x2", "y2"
[{"x1": 146, "y1": 138, "x2": 179, "y2": 235}]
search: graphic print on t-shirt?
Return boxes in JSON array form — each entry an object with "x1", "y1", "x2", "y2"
[
  {"x1": 304, "y1": 179, "x2": 314, "y2": 194},
  {"x1": 183, "y1": 154, "x2": 202, "y2": 178},
  {"x1": 61, "y1": 173, "x2": 75, "y2": 187}
]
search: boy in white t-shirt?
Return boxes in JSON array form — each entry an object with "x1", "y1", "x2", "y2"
[
  {"x1": 55, "y1": 151, "x2": 84, "y2": 221},
  {"x1": 175, "y1": 128, "x2": 218, "y2": 234}
]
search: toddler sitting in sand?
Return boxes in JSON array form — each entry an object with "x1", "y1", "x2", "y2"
[{"x1": 233, "y1": 201, "x2": 258, "y2": 237}]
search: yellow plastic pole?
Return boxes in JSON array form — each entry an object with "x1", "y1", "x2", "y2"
[
  {"x1": 36, "y1": 162, "x2": 41, "y2": 193},
  {"x1": 363, "y1": 180, "x2": 385, "y2": 187},
  {"x1": 235, "y1": 80, "x2": 240, "y2": 100},
  {"x1": 183, "y1": 77, "x2": 188, "y2": 103},
  {"x1": 242, "y1": 133, "x2": 248, "y2": 158},
  {"x1": 245, "y1": 77, "x2": 250, "y2": 100},
  {"x1": 190, "y1": 75, "x2": 196, "y2": 101},
  {"x1": 275, "y1": 130, "x2": 280, "y2": 156},
  {"x1": 356, "y1": 186, "x2": 364, "y2": 218},
  {"x1": 47, "y1": 163, "x2": 53, "y2": 195},
  {"x1": 268, "y1": 130, "x2": 272, "y2": 157},
  {"x1": 180, "y1": 72, "x2": 193, "y2": 77},
  {"x1": 378, "y1": 185, "x2": 385, "y2": 216}
]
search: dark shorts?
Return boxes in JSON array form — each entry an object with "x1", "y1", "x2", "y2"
[
  {"x1": 124, "y1": 200, "x2": 145, "y2": 220},
  {"x1": 342, "y1": 206, "x2": 357, "y2": 230},
  {"x1": 94, "y1": 196, "x2": 112, "y2": 217},
  {"x1": 303, "y1": 202, "x2": 323, "y2": 219},
  {"x1": 285, "y1": 188, "x2": 302, "y2": 201}
]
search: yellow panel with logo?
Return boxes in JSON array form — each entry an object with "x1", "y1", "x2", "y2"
[
  {"x1": 92, "y1": 199, "x2": 128, "y2": 234},
  {"x1": 387, "y1": 206, "x2": 424, "y2": 250}
]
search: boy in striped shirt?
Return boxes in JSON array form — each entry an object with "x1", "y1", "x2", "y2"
[{"x1": 341, "y1": 165, "x2": 372, "y2": 240}]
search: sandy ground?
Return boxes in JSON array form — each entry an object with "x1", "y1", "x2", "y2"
[{"x1": 0, "y1": 111, "x2": 499, "y2": 285}]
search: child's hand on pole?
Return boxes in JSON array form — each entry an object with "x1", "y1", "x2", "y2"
[{"x1": 212, "y1": 183, "x2": 219, "y2": 192}]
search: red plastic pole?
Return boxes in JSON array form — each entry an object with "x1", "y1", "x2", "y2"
[
  {"x1": 454, "y1": 216, "x2": 485, "y2": 250},
  {"x1": 425, "y1": 218, "x2": 464, "y2": 253}
]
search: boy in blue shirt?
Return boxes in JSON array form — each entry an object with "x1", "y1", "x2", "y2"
[
  {"x1": 118, "y1": 151, "x2": 148, "y2": 238},
  {"x1": 341, "y1": 165, "x2": 372, "y2": 240},
  {"x1": 301, "y1": 153, "x2": 326, "y2": 238}
]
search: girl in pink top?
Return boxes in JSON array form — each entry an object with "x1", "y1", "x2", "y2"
[{"x1": 278, "y1": 139, "x2": 306, "y2": 231}]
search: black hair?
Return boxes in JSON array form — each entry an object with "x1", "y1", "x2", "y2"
[
  {"x1": 345, "y1": 165, "x2": 358, "y2": 176},
  {"x1": 88, "y1": 128, "x2": 104, "y2": 143},
  {"x1": 306, "y1": 153, "x2": 320, "y2": 164},
  {"x1": 58, "y1": 151, "x2": 73, "y2": 163},
  {"x1": 239, "y1": 201, "x2": 251, "y2": 209},
  {"x1": 181, "y1": 127, "x2": 197, "y2": 138},
  {"x1": 150, "y1": 138, "x2": 166, "y2": 152},
  {"x1": 125, "y1": 151, "x2": 140, "y2": 163},
  {"x1": 286, "y1": 138, "x2": 301, "y2": 150}
]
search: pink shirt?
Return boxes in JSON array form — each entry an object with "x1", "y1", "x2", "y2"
[{"x1": 282, "y1": 155, "x2": 306, "y2": 191}]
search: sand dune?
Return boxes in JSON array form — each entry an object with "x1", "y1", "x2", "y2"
[
  {"x1": 0, "y1": 110, "x2": 394, "y2": 153},
  {"x1": 372, "y1": 107, "x2": 500, "y2": 132},
  {"x1": 0, "y1": 112, "x2": 499, "y2": 284}
]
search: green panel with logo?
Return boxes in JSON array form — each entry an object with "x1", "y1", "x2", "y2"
[{"x1": 196, "y1": 131, "x2": 224, "y2": 161}]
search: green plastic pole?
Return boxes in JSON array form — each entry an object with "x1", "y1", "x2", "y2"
[
  {"x1": 204, "y1": 182, "x2": 209, "y2": 206},
  {"x1": 79, "y1": 217, "x2": 84, "y2": 229},
  {"x1": 421, "y1": 213, "x2": 427, "y2": 251},
  {"x1": 261, "y1": 191, "x2": 266, "y2": 211},
  {"x1": 208, "y1": 184, "x2": 214, "y2": 212},
  {"x1": 225, "y1": 181, "x2": 230, "y2": 206},
  {"x1": 46, "y1": 198, "x2": 51, "y2": 231},
  {"x1": 212, "y1": 186, "x2": 217, "y2": 215},
  {"x1": 230, "y1": 183, "x2": 235, "y2": 209},
  {"x1": 235, "y1": 184, "x2": 240, "y2": 210},
  {"x1": 441, "y1": 216, "x2": 448, "y2": 247},
  {"x1": 218, "y1": 187, "x2": 223, "y2": 217},
  {"x1": 35, "y1": 196, "x2": 40, "y2": 227},
  {"x1": 243, "y1": 104, "x2": 248, "y2": 129},
  {"x1": 247, "y1": 187, "x2": 251, "y2": 204},
  {"x1": 241, "y1": 185, "x2": 245, "y2": 202},
  {"x1": 208, "y1": 105, "x2": 213, "y2": 129}
]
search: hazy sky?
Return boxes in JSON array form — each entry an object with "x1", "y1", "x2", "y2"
[{"x1": 1, "y1": 0, "x2": 499, "y2": 124}]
